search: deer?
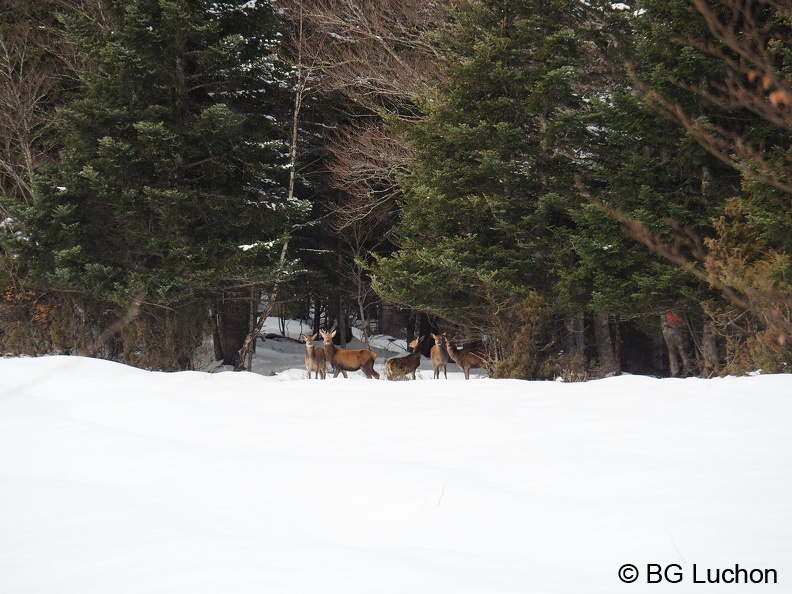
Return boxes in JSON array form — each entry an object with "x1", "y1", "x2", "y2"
[
  {"x1": 430, "y1": 332, "x2": 449, "y2": 379},
  {"x1": 300, "y1": 333, "x2": 326, "y2": 379},
  {"x1": 385, "y1": 335, "x2": 425, "y2": 380},
  {"x1": 445, "y1": 337, "x2": 488, "y2": 380},
  {"x1": 319, "y1": 329, "x2": 380, "y2": 379}
]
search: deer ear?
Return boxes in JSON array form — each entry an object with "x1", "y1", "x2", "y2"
[{"x1": 330, "y1": 330, "x2": 337, "y2": 338}]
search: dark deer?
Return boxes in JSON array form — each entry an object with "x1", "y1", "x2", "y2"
[
  {"x1": 430, "y1": 333, "x2": 449, "y2": 379},
  {"x1": 386, "y1": 335, "x2": 425, "y2": 380},
  {"x1": 446, "y1": 338, "x2": 488, "y2": 380},
  {"x1": 300, "y1": 333, "x2": 326, "y2": 379},
  {"x1": 319, "y1": 329, "x2": 380, "y2": 379}
]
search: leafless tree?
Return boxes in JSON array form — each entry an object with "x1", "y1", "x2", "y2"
[
  {"x1": 0, "y1": 0, "x2": 88, "y2": 313},
  {"x1": 235, "y1": 5, "x2": 321, "y2": 370},
  {"x1": 276, "y1": 0, "x2": 448, "y2": 200},
  {"x1": 278, "y1": 0, "x2": 447, "y2": 111},
  {"x1": 0, "y1": 0, "x2": 87, "y2": 209},
  {"x1": 274, "y1": 0, "x2": 451, "y2": 347}
]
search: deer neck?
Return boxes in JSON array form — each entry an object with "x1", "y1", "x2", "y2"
[{"x1": 445, "y1": 342, "x2": 460, "y2": 363}]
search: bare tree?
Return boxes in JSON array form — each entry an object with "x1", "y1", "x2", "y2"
[
  {"x1": 274, "y1": 0, "x2": 451, "y2": 346},
  {"x1": 278, "y1": 0, "x2": 447, "y2": 111},
  {"x1": 276, "y1": 0, "x2": 449, "y2": 205},
  {"x1": 0, "y1": 1, "x2": 87, "y2": 209},
  {"x1": 234, "y1": 5, "x2": 322, "y2": 370}
]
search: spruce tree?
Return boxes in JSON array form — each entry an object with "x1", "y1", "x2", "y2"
[
  {"x1": 583, "y1": 0, "x2": 791, "y2": 372},
  {"x1": 374, "y1": 0, "x2": 594, "y2": 341},
  {"x1": 14, "y1": 0, "x2": 301, "y2": 369}
]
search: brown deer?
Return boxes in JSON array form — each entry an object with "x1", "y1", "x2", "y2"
[
  {"x1": 445, "y1": 338, "x2": 488, "y2": 380},
  {"x1": 319, "y1": 329, "x2": 380, "y2": 379},
  {"x1": 385, "y1": 335, "x2": 425, "y2": 380},
  {"x1": 430, "y1": 333, "x2": 449, "y2": 379},
  {"x1": 300, "y1": 333, "x2": 326, "y2": 379}
]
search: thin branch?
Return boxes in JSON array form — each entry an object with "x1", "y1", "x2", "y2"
[
  {"x1": 576, "y1": 176, "x2": 792, "y2": 337},
  {"x1": 79, "y1": 291, "x2": 144, "y2": 357}
]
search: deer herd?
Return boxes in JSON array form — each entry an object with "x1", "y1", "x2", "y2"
[{"x1": 299, "y1": 330, "x2": 488, "y2": 380}]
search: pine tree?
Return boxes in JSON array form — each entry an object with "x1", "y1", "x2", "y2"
[{"x1": 13, "y1": 0, "x2": 302, "y2": 369}]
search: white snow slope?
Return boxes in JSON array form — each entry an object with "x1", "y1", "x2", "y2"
[{"x1": 1, "y1": 334, "x2": 791, "y2": 593}]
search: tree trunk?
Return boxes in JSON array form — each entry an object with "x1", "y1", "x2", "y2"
[
  {"x1": 338, "y1": 293, "x2": 348, "y2": 348},
  {"x1": 650, "y1": 324, "x2": 667, "y2": 376},
  {"x1": 356, "y1": 279, "x2": 370, "y2": 350},
  {"x1": 214, "y1": 289, "x2": 251, "y2": 367},
  {"x1": 700, "y1": 320, "x2": 719, "y2": 377},
  {"x1": 594, "y1": 312, "x2": 617, "y2": 376},
  {"x1": 312, "y1": 294, "x2": 322, "y2": 335},
  {"x1": 245, "y1": 286, "x2": 257, "y2": 371},
  {"x1": 613, "y1": 314, "x2": 622, "y2": 375},
  {"x1": 564, "y1": 311, "x2": 586, "y2": 374}
]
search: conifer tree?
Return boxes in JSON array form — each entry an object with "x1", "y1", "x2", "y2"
[
  {"x1": 583, "y1": 0, "x2": 792, "y2": 371},
  {"x1": 376, "y1": 1, "x2": 644, "y2": 377},
  {"x1": 13, "y1": 0, "x2": 302, "y2": 369},
  {"x1": 373, "y1": 0, "x2": 612, "y2": 367},
  {"x1": 559, "y1": 0, "x2": 739, "y2": 374}
]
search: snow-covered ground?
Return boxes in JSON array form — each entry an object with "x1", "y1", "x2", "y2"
[{"x1": 1, "y1": 321, "x2": 790, "y2": 593}]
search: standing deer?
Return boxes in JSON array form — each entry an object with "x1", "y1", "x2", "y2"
[
  {"x1": 319, "y1": 329, "x2": 380, "y2": 379},
  {"x1": 430, "y1": 333, "x2": 449, "y2": 379},
  {"x1": 300, "y1": 333, "x2": 326, "y2": 379},
  {"x1": 446, "y1": 338, "x2": 488, "y2": 380},
  {"x1": 385, "y1": 335, "x2": 425, "y2": 380}
]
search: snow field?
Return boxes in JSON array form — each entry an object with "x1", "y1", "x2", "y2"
[{"x1": 1, "y1": 347, "x2": 790, "y2": 593}]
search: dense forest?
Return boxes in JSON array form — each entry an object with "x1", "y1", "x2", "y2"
[{"x1": 1, "y1": 0, "x2": 790, "y2": 377}]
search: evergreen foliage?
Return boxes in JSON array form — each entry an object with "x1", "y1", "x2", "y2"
[
  {"x1": 564, "y1": 1, "x2": 737, "y2": 316},
  {"x1": 605, "y1": 0, "x2": 792, "y2": 371},
  {"x1": 374, "y1": 0, "x2": 594, "y2": 336},
  {"x1": 374, "y1": 0, "x2": 792, "y2": 376},
  {"x1": 8, "y1": 0, "x2": 304, "y2": 369},
  {"x1": 1, "y1": 0, "x2": 789, "y2": 375}
]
